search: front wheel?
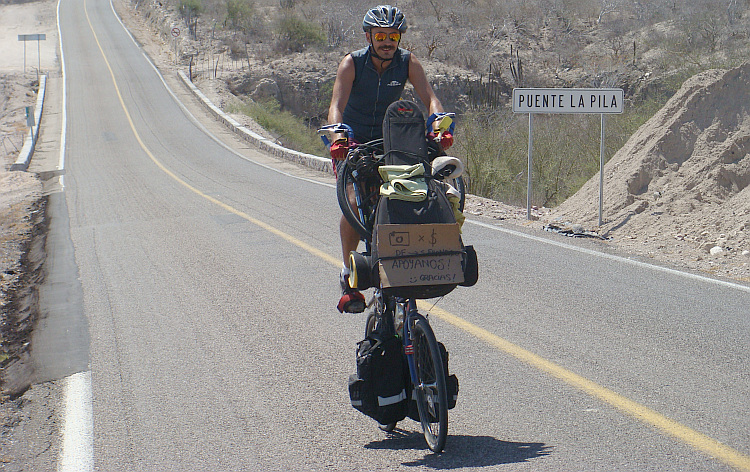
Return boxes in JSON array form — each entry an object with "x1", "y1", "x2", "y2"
[{"x1": 411, "y1": 316, "x2": 448, "y2": 452}]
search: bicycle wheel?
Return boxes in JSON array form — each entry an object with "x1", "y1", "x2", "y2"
[
  {"x1": 410, "y1": 315, "x2": 448, "y2": 452},
  {"x1": 336, "y1": 147, "x2": 382, "y2": 242},
  {"x1": 337, "y1": 160, "x2": 370, "y2": 241},
  {"x1": 365, "y1": 310, "x2": 378, "y2": 338},
  {"x1": 452, "y1": 175, "x2": 466, "y2": 213}
]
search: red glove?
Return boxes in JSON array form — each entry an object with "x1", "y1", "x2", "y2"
[
  {"x1": 329, "y1": 138, "x2": 349, "y2": 160},
  {"x1": 429, "y1": 131, "x2": 454, "y2": 150}
]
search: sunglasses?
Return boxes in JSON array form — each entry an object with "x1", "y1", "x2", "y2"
[{"x1": 372, "y1": 32, "x2": 401, "y2": 42}]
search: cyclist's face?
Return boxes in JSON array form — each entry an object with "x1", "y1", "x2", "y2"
[{"x1": 367, "y1": 27, "x2": 400, "y2": 59}]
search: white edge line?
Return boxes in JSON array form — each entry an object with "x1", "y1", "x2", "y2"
[
  {"x1": 467, "y1": 218, "x2": 750, "y2": 293},
  {"x1": 57, "y1": 0, "x2": 67, "y2": 187},
  {"x1": 56, "y1": 2, "x2": 92, "y2": 471},
  {"x1": 57, "y1": 371, "x2": 93, "y2": 472}
]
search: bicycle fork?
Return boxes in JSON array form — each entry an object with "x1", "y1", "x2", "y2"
[{"x1": 401, "y1": 299, "x2": 420, "y2": 387}]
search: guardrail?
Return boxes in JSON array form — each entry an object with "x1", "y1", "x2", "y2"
[
  {"x1": 11, "y1": 75, "x2": 47, "y2": 171},
  {"x1": 177, "y1": 70, "x2": 333, "y2": 175}
]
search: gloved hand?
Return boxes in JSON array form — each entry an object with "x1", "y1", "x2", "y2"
[
  {"x1": 428, "y1": 131, "x2": 454, "y2": 151},
  {"x1": 329, "y1": 138, "x2": 349, "y2": 160}
]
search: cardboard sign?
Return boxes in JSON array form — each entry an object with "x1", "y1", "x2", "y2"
[{"x1": 376, "y1": 223, "x2": 464, "y2": 288}]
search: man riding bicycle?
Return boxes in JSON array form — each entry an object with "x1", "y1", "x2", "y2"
[{"x1": 328, "y1": 4, "x2": 454, "y2": 314}]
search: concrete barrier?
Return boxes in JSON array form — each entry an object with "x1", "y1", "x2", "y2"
[
  {"x1": 177, "y1": 70, "x2": 333, "y2": 175},
  {"x1": 11, "y1": 75, "x2": 47, "y2": 172}
]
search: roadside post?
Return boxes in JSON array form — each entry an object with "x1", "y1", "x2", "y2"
[
  {"x1": 18, "y1": 34, "x2": 46, "y2": 79},
  {"x1": 512, "y1": 88, "x2": 624, "y2": 224},
  {"x1": 25, "y1": 106, "x2": 36, "y2": 148},
  {"x1": 171, "y1": 27, "x2": 180, "y2": 64}
]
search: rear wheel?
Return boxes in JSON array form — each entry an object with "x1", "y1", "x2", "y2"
[
  {"x1": 411, "y1": 315, "x2": 448, "y2": 452},
  {"x1": 365, "y1": 310, "x2": 378, "y2": 338}
]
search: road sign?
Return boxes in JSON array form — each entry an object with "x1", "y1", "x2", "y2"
[
  {"x1": 18, "y1": 34, "x2": 47, "y2": 41},
  {"x1": 512, "y1": 87, "x2": 625, "y2": 224},
  {"x1": 513, "y1": 88, "x2": 624, "y2": 114},
  {"x1": 18, "y1": 33, "x2": 47, "y2": 75},
  {"x1": 171, "y1": 28, "x2": 180, "y2": 37},
  {"x1": 25, "y1": 106, "x2": 35, "y2": 127}
]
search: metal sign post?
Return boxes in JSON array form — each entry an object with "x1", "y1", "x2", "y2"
[
  {"x1": 599, "y1": 114, "x2": 606, "y2": 226},
  {"x1": 171, "y1": 28, "x2": 180, "y2": 64},
  {"x1": 527, "y1": 113, "x2": 533, "y2": 220},
  {"x1": 18, "y1": 34, "x2": 46, "y2": 77},
  {"x1": 512, "y1": 88, "x2": 624, "y2": 223}
]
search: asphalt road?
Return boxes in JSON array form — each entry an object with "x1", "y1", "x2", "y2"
[{"x1": 20, "y1": 0, "x2": 750, "y2": 470}]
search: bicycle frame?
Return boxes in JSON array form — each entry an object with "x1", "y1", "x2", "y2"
[
  {"x1": 373, "y1": 291, "x2": 448, "y2": 452},
  {"x1": 401, "y1": 299, "x2": 421, "y2": 387}
]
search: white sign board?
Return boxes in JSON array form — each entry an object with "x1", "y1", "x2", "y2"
[{"x1": 513, "y1": 88, "x2": 624, "y2": 114}]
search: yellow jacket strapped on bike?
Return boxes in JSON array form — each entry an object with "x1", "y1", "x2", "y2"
[{"x1": 378, "y1": 164, "x2": 428, "y2": 202}]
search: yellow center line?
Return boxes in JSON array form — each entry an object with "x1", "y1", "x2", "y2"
[
  {"x1": 84, "y1": 2, "x2": 750, "y2": 470},
  {"x1": 424, "y1": 304, "x2": 750, "y2": 471},
  {"x1": 83, "y1": 0, "x2": 338, "y2": 268}
]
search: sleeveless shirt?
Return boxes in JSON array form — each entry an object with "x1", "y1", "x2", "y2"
[{"x1": 342, "y1": 46, "x2": 410, "y2": 142}]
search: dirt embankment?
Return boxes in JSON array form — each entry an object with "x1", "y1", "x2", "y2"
[
  {"x1": 546, "y1": 64, "x2": 750, "y2": 280},
  {"x1": 0, "y1": 172, "x2": 47, "y2": 397},
  {"x1": 1, "y1": 0, "x2": 56, "y2": 398}
]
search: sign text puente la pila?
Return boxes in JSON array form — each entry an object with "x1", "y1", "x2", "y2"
[{"x1": 513, "y1": 88, "x2": 624, "y2": 114}]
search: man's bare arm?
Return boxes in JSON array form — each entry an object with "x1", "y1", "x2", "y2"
[
  {"x1": 328, "y1": 54, "x2": 356, "y2": 125},
  {"x1": 408, "y1": 54, "x2": 444, "y2": 121}
]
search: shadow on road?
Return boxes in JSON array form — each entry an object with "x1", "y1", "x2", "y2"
[{"x1": 366, "y1": 429, "x2": 551, "y2": 468}]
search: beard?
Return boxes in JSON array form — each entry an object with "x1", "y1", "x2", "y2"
[
  {"x1": 376, "y1": 45, "x2": 396, "y2": 58},
  {"x1": 371, "y1": 43, "x2": 397, "y2": 62}
]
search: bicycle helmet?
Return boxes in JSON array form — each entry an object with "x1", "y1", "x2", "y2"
[{"x1": 362, "y1": 5, "x2": 407, "y2": 32}]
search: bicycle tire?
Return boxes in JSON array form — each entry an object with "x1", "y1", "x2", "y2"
[
  {"x1": 336, "y1": 159, "x2": 372, "y2": 241},
  {"x1": 453, "y1": 176, "x2": 466, "y2": 213},
  {"x1": 410, "y1": 315, "x2": 448, "y2": 452},
  {"x1": 365, "y1": 310, "x2": 378, "y2": 338}
]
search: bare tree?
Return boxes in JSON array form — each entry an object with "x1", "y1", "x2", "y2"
[{"x1": 597, "y1": 0, "x2": 622, "y2": 24}]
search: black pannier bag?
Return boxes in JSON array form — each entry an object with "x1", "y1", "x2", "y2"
[{"x1": 348, "y1": 331, "x2": 409, "y2": 425}]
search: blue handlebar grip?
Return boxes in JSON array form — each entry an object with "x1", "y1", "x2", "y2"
[{"x1": 426, "y1": 113, "x2": 456, "y2": 134}]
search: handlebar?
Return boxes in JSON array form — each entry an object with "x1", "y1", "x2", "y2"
[
  {"x1": 319, "y1": 114, "x2": 456, "y2": 149},
  {"x1": 317, "y1": 123, "x2": 354, "y2": 148}
]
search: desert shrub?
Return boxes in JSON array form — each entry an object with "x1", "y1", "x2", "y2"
[
  {"x1": 179, "y1": 0, "x2": 202, "y2": 19},
  {"x1": 227, "y1": 98, "x2": 325, "y2": 155},
  {"x1": 179, "y1": 0, "x2": 202, "y2": 37},
  {"x1": 275, "y1": 14, "x2": 326, "y2": 52},
  {"x1": 226, "y1": 0, "x2": 256, "y2": 35},
  {"x1": 453, "y1": 91, "x2": 673, "y2": 207}
]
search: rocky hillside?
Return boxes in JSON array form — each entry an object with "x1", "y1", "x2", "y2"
[
  {"x1": 134, "y1": 0, "x2": 750, "y2": 124},
  {"x1": 550, "y1": 64, "x2": 750, "y2": 280}
]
